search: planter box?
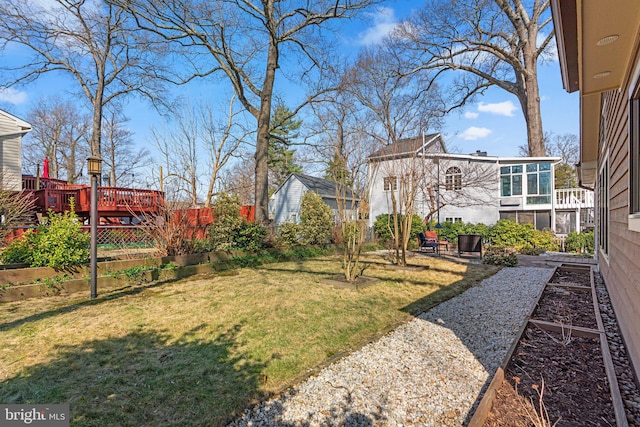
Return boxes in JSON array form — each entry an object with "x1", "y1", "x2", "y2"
[{"x1": 469, "y1": 264, "x2": 627, "y2": 427}]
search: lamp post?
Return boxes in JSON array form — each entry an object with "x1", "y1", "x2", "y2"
[{"x1": 87, "y1": 155, "x2": 102, "y2": 299}]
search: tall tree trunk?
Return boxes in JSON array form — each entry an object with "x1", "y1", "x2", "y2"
[
  {"x1": 254, "y1": 40, "x2": 278, "y2": 223},
  {"x1": 522, "y1": 59, "x2": 545, "y2": 157}
]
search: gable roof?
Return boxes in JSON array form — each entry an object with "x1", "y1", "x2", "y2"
[
  {"x1": 367, "y1": 133, "x2": 445, "y2": 161},
  {"x1": 274, "y1": 173, "x2": 357, "y2": 201},
  {"x1": 0, "y1": 109, "x2": 32, "y2": 133}
]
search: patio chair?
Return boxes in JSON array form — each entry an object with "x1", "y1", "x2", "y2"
[{"x1": 418, "y1": 232, "x2": 438, "y2": 253}]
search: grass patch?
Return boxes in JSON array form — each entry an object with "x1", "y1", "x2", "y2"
[{"x1": 0, "y1": 254, "x2": 499, "y2": 426}]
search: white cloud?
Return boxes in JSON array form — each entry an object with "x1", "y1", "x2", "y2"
[
  {"x1": 464, "y1": 111, "x2": 479, "y2": 119},
  {"x1": 460, "y1": 126, "x2": 492, "y2": 140},
  {"x1": 356, "y1": 7, "x2": 398, "y2": 46},
  {"x1": 478, "y1": 101, "x2": 516, "y2": 116},
  {"x1": 0, "y1": 88, "x2": 28, "y2": 105}
]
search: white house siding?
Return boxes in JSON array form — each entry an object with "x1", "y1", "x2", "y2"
[
  {"x1": 368, "y1": 155, "x2": 500, "y2": 227},
  {"x1": 269, "y1": 177, "x2": 307, "y2": 224},
  {"x1": 0, "y1": 112, "x2": 25, "y2": 191}
]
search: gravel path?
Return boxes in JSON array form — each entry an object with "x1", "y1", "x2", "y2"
[{"x1": 229, "y1": 267, "x2": 553, "y2": 427}]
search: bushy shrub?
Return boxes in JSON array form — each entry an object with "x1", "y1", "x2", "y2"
[
  {"x1": 488, "y1": 220, "x2": 535, "y2": 250},
  {"x1": 277, "y1": 222, "x2": 302, "y2": 248},
  {"x1": 234, "y1": 222, "x2": 266, "y2": 252},
  {"x1": 1, "y1": 205, "x2": 90, "y2": 269},
  {"x1": 1, "y1": 229, "x2": 36, "y2": 264},
  {"x1": 300, "y1": 191, "x2": 334, "y2": 245},
  {"x1": 520, "y1": 246, "x2": 545, "y2": 256},
  {"x1": 528, "y1": 229, "x2": 560, "y2": 252},
  {"x1": 483, "y1": 246, "x2": 518, "y2": 267},
  {"x1": 373, "y1": 214, "x2": 425, "y2": 242},
  {"x1": 438, "y1": 221, "x2": 490, "y2": 244},
  {"x1": 208, "y1": 193, "x2": 248, "y2": 251},
  {"x1": 565, "y1": 231, "x2": 594, "y2": 254}
]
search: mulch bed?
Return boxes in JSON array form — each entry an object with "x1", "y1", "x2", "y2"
[
  {"x1": 482, "y1": 266, "x2": 618, "y2": 427},
  {"x1": 531, "y1": 285, "x2": 597, "y2": 329}
]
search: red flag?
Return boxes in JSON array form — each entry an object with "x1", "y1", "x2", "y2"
[{"x1": 42, "y1": 158, "x2": 50, "y2": 179}]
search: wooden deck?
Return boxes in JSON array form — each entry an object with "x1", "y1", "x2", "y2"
[{"x1": 22, "y1": 176, "x2": 163, "y2": 222}]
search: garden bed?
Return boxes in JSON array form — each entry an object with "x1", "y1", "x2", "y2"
[{"x1": 470, "y1": 264, "x2": 627, "y2": 427}]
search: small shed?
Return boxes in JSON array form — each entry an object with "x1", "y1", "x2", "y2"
[
  {"x1": 0, "y1": 110, "x2": 32, "y2": 191},
  {"x1": 269, "y1": 173, "x2": 358, "y2": 224}
]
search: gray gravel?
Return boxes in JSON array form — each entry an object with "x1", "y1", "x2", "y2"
[{"x1": 229, "y1": 267, "x2": 553, "y2": 427}]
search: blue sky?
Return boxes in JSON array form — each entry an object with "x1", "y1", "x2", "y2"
[{"x1": 0, "y1": 1, "x2": 579, "y2": 168}]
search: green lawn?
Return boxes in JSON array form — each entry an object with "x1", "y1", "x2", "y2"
[{"x1": 0, "y1": 253, "x2": 499, "y2": 426}]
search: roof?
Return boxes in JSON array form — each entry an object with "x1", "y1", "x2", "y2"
[
  {"x1": 274, "y1": 173, "x2": 357, "y2": 201},
  {"x1": 0, "y1": 109, "x2": 32, "y2": 132},
  {"x1": 367, "y1": 133, "x2": 445, "y2": 160}
]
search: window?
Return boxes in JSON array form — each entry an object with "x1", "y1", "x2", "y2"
[
  {"x1": 383, "y1": 176, "x2": 397, "y2": 191},
  {"x1": 445, "y1": 217, "x2": 462, "y2": 223},
  {"x1": 445, "y1": 167, "x2": 462, "y2": 190},
  {"x1": 599, "y1": 156, "x2": 609, "y2": 256},
  {"x1": 630, "y1": 75, "x2": 640, "y2": 231},
  {"x1": 500, "y1": 165, "x2": 523, "y2": 197},
  {"x1": 525, "y1": 162, "x2": 552, "y2": 204}
]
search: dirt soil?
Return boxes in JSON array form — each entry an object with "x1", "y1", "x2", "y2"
[
  {"x1": 483, "y1": 266, "x2": 617, "y2": 427},
  {"x1": 531, "y1": 285, "x2": 597, "y2": 329}
]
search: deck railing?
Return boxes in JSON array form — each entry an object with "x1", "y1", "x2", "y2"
[{"x1": 555, "y1": 188, "x2": 594, "y2": 209}]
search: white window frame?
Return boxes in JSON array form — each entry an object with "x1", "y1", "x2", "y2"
[{"x1": 598, "y1": 153, "x2": 610, "y2": 263}]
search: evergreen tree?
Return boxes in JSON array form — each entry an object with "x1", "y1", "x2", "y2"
[{"x1": 269, "y1": 105, "x2": 303, "y2": 188}]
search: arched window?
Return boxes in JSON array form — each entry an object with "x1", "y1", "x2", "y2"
[{"x1": 445, "y1": 167, "x2": 462, "y2": 190}]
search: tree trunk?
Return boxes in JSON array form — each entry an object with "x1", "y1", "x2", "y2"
[
  {"x1": 254, "y1": 38, "x2": 278, "y2": 223},
  {"x1": 521, "y1": 43, "x2": 545, "y2": 157}
]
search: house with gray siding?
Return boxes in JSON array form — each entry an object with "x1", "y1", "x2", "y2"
[
  {"x1": 269, "y1": 173, "x2": 357, "y2": 224},
  {"x1": 367, "y1": 134, "x2": 592, "y2": 234},
  {"x1": 0, "y1": 110, "x2": 32, "y2": 191}
]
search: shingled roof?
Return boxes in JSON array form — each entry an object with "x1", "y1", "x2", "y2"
[
  {"x1": 282, "y1": 173, "x2": 357, "y2": 200},
  {"x1": 368, "y1": 133, "x2": 445, "y2": 160}
]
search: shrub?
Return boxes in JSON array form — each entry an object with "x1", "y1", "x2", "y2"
[
  {"x1": 565, "y1": 231, "x2": 594, "y2": 254},
  {"x1": 3, "y1": 204, "x2": 90, "y2": 269},
  {"x1": 373, "y1": 214, "x2": 425, "y2": 242},
  {"x1": 277, "y1": 222, "x2": 302, "y2": 248},
  {"x1": 234, "y1": 222, "x2": 266, "y2": 252},
  {"x1": 483, "y1": 246, "x2": 518, "y2": 267},
  {"x1": 208, "y1": 193, "x2": 246, "y2": 251},
  {"x1": 1, "y1": 229, "x2": 36, "y2": 264},
  {"x1": 300, "y1": 191, "x2": 334, "y2": 245},
  {"x1": 528, "y1": 229, "x2": 560, "y2": 252},
  {"x1": 488, "y1": 220, "x2": 535, "y2": 251},
  {"x1": 30, "y1": 207, "x2": 90, "y2": 269},
  {"x1": 520, "y1": 246, "x2": 545, "y2": 256},
  {"x1": 438, "y1": 221, "x2": 490, "y2": 244}
]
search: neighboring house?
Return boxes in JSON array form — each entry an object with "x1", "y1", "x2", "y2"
[
  {"x1": 552, "y1": 0, "x2": 640, "y2": 379},
  {"x1": 269, "y1": 173, "x2": 357, "y2": 224},
  {"x1": 0, "y1": 110, "x2": 32, "y2": 191},
  {"x1": 367, "y1": 133, "x2": 593, "y2": 234}
]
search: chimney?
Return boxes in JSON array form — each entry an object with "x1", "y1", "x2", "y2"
[{"x1": 470, "y1": 150, "x2": 488, "y2": 156}]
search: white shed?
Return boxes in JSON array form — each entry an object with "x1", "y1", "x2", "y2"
[
  {"x1": 0, "y1": 110, "x2": 32, "y2": 191},
  {"x1": 269, "y1": 173, "x2": 357, "y2": 224}
]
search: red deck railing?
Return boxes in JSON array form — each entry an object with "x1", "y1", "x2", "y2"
[{"x1": 22, "y1": 175, "x2": 163, "y2": 219}]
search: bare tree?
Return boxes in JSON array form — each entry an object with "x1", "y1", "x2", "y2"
[
  {"x1": 0, "y1": 177, "x2": 35, "y2": 244},
  {"x1": 0, "y1": 0, "x2": 166, "y2": 161},
  {"x1": 117, "y1": 0, "x2": 379, "y2": 223},
  {"x1": 344, "y1": 44, "x2": 443, "y2": 266},
  {"x1": 419, "y1": 156, "x2": 497, "y2": 225},
  {"x1": 152, "y1": 98, "x2": 249, "y2": 206},
  {"x1": 396, "y1": 0, "x2": 554, "y2": 156},
  {"x1": 24, "y1": 97, "x2": 90, "y2": 182},
  {"x1": 221, "y1": 153, "x2": 256, "y2": 206},
  {"x1": 102, "y1": 107, "x2": 150, "y2": 188}
]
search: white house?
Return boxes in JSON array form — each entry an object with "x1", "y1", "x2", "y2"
[
  {"x1": 0, "y1": 110, "x2": 32, "y2": 191},
  {"x1": 367, "y1": 134, "x2": 594, "y2": 235},
  {"x1": 269, "y1": 173, "x2": 357, "y2": 224}
]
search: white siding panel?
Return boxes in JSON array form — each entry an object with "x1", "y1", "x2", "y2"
[
  {"x1": 1, "y1": 135, "x2": 22, "y2": 190},
  {"x1": 269, "y1": 177, "x2": 308, "y2": 224}
]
